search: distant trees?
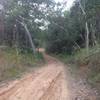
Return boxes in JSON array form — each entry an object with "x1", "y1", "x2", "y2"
[
  {"x1": 46, "y1": 2, "x2": 83, "y2": 54},
  {"x1": 46, "y1": 0, "x2": 100, "y2": 54},
  {"x1": 46, "y1": 14, "x2": 75, "y2": 54},
  {"x1": 0, "y1": 0, "x2": 55, "y2": 53},
  {"x1": 0, "y1": 0, "x2": 100, "y2": 55},
  {"x1": 0, "y1": 1, "x2": 5, "y2": 45}
]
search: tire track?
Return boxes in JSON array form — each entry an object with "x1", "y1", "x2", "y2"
[
  {"x1": 0, "y1": 65, "x2": 68, "y2": 100},
  {"x1": 0, "y1": 54, "x2": 69, "y2": 100}
]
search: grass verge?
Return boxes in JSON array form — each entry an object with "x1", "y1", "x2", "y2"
[
  {"x1": 0, "y1": 48, "x2": 44, "y2": 82},
  {"x1": 54, "y1": 46, "x2": 100, "y2": 91}
]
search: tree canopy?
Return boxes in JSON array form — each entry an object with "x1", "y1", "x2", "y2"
[{"x1": 0, "y1": 0, "x2": 100, "y2": 54}]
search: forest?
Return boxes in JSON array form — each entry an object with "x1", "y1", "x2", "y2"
[
  {"x1": 0, "y1": 0, "x2": 99, "y2": 53},
  {"x1": 0, "y1": 0, "x2": 100, "y2": 99}
]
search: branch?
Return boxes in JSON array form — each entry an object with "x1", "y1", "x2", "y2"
[
  {"x1": 16, "y1": 19, "x2": 24, "y2": 26},
  {"x1": 16, "y1": 19, "x2": 36, "y2": 54},
  {"x1": 78, "y1": 0, "x2": 86, "y2": 15}
]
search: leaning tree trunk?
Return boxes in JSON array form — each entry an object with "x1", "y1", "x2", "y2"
[
  {"x1": 17, "y1": 21, "x2": 36, "y2": 54},
  {"x1": 23, "y1": 23, "x2": 36, "y2": 54}
]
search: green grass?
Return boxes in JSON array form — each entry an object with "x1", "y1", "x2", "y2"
[{"x1": 0, "y1": 48, "x2": 44, "y2": 82}]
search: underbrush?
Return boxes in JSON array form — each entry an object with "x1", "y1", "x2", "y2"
[
  {"x1": 0, "y1": 48, "x2": 44, "y2": 82},
  {"x1": 56, "y1": 46, "x2": 100, "y2": 91}
]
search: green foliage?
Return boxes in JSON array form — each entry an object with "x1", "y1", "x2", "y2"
[
  {"x1": 70, "y1": 46, "x2": 100, "y2": 89},
  {"x1": 57, "y1": 46, "x2": 100, "y2": 90},
  {"x1": 46, "y1": 0, "x2": 100, "y2": 56},
  {"x1": 0, "y1": 48, "x2": 44, "y2": 82},
  {"x1": 46, "y1": 14, "x2": 76, "y2": 54},
  {"x1": 46, "y1": 1, "x2": 85, "y2": 54},
  {"x1": 1, "y1": 0, "x2": 56, "y2": 49}
]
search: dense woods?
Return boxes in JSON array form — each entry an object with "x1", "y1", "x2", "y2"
[
  {"x1": 46, "y1": 0, "x2": 100, "y2": 54},
  {"x1": 0, "y1": 0, "x2": 55, "y2": 53},
  {"x1": 0, "y1": 0, "x2": 100, "y2": 55}
]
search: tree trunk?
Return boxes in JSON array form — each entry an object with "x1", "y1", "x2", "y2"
[
  {"x1": 90, "y1": 24, "x2": 97, "y2": 46},
  {"x1": 23, "y1": 23, "x2": 36, "y2": 54},
  {"x1": 17, "y1": 21, "x2": 36, "y2": 54},
  {"x1": 85, "y1": 22, "x2": 89, "y2": 53},
  {"x1": 78, "y1": 0, "x2": 90, "y2": 54}
]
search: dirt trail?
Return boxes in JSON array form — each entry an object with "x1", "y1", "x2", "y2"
[
  {"x1": 0, "y1": 53, "x2": 99, "y2": 100},
  {"x1": 0, "y1": 54, "x2": 69, "y2": 100}
]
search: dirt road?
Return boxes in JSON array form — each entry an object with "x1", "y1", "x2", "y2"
[
  {"x1": 0, "y1": 55, "x2": 69, "y2": 100},
  {"x1": 0, "y1": 53, "x2": 99, "y2": 100}
]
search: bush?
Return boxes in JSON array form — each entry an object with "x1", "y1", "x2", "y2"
[
  {"x1": 56, "y1": 46, "x2": 100, "y2": 90},
  {"x1": 0, "y1": 48, "x2": 44, "y2": 82}
]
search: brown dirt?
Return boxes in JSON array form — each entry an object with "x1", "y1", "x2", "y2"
[
  {"x1": 0, "y1": 53, "x2": 99, "y2": 100},
  {"x1": 0, "y1": 54, "x2": 69, "y2": 100}
]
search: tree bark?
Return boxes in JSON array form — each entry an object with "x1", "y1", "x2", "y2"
[
  {"x1": 17, "y1": 21, "x2": 36, "y2": 54},
  {"x1": 90, "y1": 24, "x2": 97, "y2": 46},
  {"x1": 78, "y1": 0, "x2": 89, "y2": 54},
  {"x1": 85, "y1": 22, "x2": 89, "y2": 53}
]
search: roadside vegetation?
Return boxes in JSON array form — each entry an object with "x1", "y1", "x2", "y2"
[
  {"x1": 55, "y1": 46, "x2": 100, "y2": 92},
  {"x1": 0, "y1": 48, "x2": 44, "y2": 82}
]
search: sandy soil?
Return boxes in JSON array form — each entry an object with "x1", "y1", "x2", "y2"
[
  {"x1": 0, "y1": 53, "x2": 99, "y2": 100},
  {"x1": 0, "y1": 54, "x2": 69, "y2": 100}
]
